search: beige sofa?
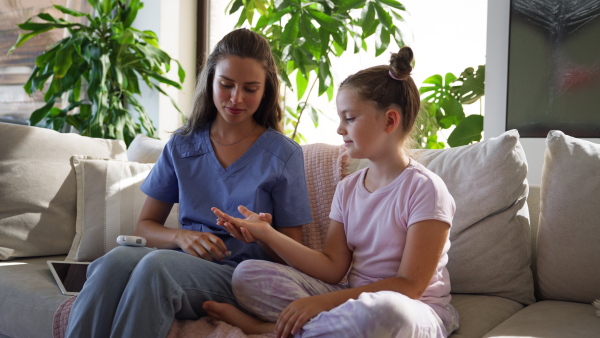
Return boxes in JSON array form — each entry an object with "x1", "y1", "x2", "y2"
[{"x1": 1, "y1": 122, "x2": 599, "y2": 338}]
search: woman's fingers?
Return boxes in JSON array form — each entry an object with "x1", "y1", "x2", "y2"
[
  {"x1": 223, "y1": 222, "x2": 248, "y2": 243},
  {"x1": 188, "y1": 241, "x2": 212, "y2": 261},
  {"x1": 240, "y1": 227, "x2": 256, "y2": 242},
  {"x1": 208, "y1": 233, "x2": 228, "y2": 252},
  {"x1": 198, "y1": 237, "x2": 221, "y2": 261},
  {"x1": 182, "y1": 232, "x2": 230, "y2": 261}
]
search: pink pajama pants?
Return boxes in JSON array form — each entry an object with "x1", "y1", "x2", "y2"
[{"x1": 232, "y1": 260, "x2": 459, "y2": 338}]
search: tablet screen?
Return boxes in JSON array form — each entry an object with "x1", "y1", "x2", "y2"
[{"x1": 47, "y1": 261, "x2": 89, "y2": 295}]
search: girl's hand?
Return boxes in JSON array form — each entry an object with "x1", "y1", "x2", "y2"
[
  {"x1": 174, "y1": 229, "x2": 229, "y2": 261},
  {"x1": 276, "y1": 294, "x2": 338, "y2": 338},
  {"x1": 212, "y1": 206, "x2": 273, "y2": 242},
  {"x1": 216, "y1": 213, "x2": 257, "y2": 244},
  {"x1": 214, "y1": 207, "x2": 271, "y2": 243}
]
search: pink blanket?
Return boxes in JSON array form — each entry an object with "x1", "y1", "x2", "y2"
[{"x1": 53, "y1": 143, "x2": 347, "y2": 338}]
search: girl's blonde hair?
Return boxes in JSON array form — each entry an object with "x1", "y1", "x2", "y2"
[
  {"x1": 339, "y1": 46, "x2": 420, "y2": 146},
  {"x1": 178, "y1": 28, "x2": 283, "y2": 136}
]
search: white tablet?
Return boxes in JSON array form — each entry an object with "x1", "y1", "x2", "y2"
[{"x1": 47, "y1": 260, "x2": 90, "y2": 296}]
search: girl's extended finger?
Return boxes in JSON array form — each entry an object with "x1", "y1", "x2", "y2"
[
  {"x1": 212, "y1": 207, "x2": 230, "y2": 221},
  {"x1": 237, "y1": 205, "x2": 256, "y2": 218}
]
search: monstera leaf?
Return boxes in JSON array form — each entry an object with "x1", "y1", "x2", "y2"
[
  {"x1": 418, "y1": 65, "x2": 485, "y2": 149},
  {"x1": 419, "y1": 72, "x2": 457, "y2": 104},
  {"x1": 452, "y1": 65, "x2": 485, "y2": 105},
  {"x1": 448, "y1": 115, "x2": 484, "y2": 147}
]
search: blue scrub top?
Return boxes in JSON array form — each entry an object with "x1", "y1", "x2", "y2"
[{"x1": 141, "y1": 126, "x2": 312, "y2": 266}]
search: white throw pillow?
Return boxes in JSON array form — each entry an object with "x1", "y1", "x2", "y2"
[
  {"x1": 346, "y1": 130, "x2": 535, "y2": 305},
  {"x1": 67, "y1": 156, "x2": 179, "y2": 262},
  {"x1": 0, "y1": 123, "x2": 127, "y2": 260},
  {"x1": 127, "y1": 134, "x2": 167, "y2": 163},
  {"x1": 413, "y1": 130, "x2": 533, "y2": 305},
  {"x1": 536, "y1": 130, "x2": 600, "y2": 303}
]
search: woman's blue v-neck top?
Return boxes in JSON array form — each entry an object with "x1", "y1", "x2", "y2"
[{"x1": 140, "y1": 126, "x2": 312, "y2": 266}]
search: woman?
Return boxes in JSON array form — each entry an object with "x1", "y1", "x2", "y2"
[{"x1": 65, "y1": 28, "x2": 312, "y2": 338}]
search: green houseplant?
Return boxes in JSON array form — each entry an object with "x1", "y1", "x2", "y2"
[
  {"x1": 8, "y1": 0, "x2": 185, "y2": 146},
  {"x1": 416, "y1": 65, "x2": 485, "y2": 149},
  {"x1": 227, "y1": 0, "x2": 408, "y2": 143}
]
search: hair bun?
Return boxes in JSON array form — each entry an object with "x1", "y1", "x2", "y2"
[{"x1": 389, "y1": 46, "x2": 414, "y2": 79}]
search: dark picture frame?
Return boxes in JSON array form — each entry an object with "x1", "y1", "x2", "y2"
[{"x1": 506, "y1": 0, "x2": 600, "y2": 138}]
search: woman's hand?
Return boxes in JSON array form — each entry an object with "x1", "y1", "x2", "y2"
[
  {"x1": 212, "y1": 205, "x2": 273, "y2": 242},
  {"x1": 275, "y1": 294, "x2": 338, "y2": 338},
  {"x1": 174, "y1": 229, "x2": 229, "y2": 261}
]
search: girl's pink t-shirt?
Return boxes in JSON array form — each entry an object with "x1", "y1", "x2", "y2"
[{"x1": 329, "y1": 159, "x2": 455, "y2": 308}]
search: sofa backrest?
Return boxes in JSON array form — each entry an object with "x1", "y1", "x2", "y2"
[{"x1": 0, "y1": 123, "x2": 127, "y2": 260}]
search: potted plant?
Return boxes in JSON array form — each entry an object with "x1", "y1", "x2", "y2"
[{"x1": 8, "y1": 0, "x2": 185, "y2": 146}]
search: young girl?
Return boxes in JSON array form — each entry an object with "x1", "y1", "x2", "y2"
[
  {"x1": 65, "y1": 28, "x2": 312, "y2": 338},
  {"x1": 206, "y1": 46, "x2": 460, "y2": 338}
]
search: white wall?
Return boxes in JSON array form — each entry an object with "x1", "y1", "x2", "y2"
[{"x1": 134, "y1": 0, "x2": 197, "y2": 140}]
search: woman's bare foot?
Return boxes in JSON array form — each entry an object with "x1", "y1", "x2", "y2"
[{"x1": 203, "y1": 301, "x2": 275, "y2": 335}]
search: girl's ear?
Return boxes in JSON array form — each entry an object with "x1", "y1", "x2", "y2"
[{"x1": 384, "y1": 108, "x2": 401, "y2": 134}]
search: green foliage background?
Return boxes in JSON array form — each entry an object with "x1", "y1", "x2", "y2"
[
  {"x1": 9, "y1": 0, "x2": 185, "y2": 146},
  {"x1": 227, "y1": 0, "x2": 408, "y2": 143},
  {"x1": 415, "y1": 65, "x2": 485, "y2": 149},
  {"x1": 229, "y1": 0, "x2": 484, "y2": 148}
]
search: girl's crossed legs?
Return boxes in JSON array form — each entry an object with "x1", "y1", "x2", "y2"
[{"x1": 205, "y1": 260, "x2": 457, "y2": 338}]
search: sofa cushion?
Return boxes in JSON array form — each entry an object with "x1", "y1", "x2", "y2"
[
  {"x1": 0, "y1": 255, "x2": 71, "y2": 338},
  {"x1": 483, "y1": 300, "x2": 600, "y2": 338},
  {"x1": 0, "y1": 123, "x2": 127, "y2": 260},
  {"x1": 127, "y1": 133, "x2": 167, "y2": 163},
  {"x1": 448, "y1": 294, "x2": 524, "y2": 338},
  {"x1": 536, "y1": 130, "x2": 600, "y2": 303},
  {"x1": 67, "y1": 156, "x2": 179, "y2": 262},
  {"x1": 415, "y1": 130, "x2": 534, "y2": 304}
]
